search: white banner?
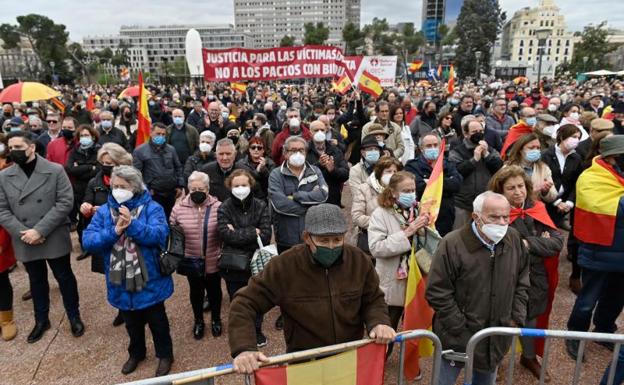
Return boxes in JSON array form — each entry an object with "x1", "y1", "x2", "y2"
[{"x1": 352, "y1": 56, "x2": 397, "y2": 87}]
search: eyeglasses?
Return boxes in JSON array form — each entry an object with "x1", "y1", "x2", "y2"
[
  {"x1": 47, "y1": 120, "x2": 58, "y2": 123},
  {"x1": 250, "y1": 145, "x2": 264, "y2": 150},
  {"x1": 287, "y1": 148, "x2": 305, "y2": 154}
]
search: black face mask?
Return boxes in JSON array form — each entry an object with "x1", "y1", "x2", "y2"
[
  {"x1": 190, "y1": 191, "x2": 207, "y2": 204},
  {"x1": 228, "y1": 136, "x2": 239, "y2": 145},
  {"x1": 62, "y1": 129, "x2": 74, "y2": 140},
  {"x1": 101, "y1": 165, "x2": 113, "y2": 176},
  {"x1": 3, "y1": 112, "x2": 11, "y2": 118},
  {"x1": 10, "y1": 150, "x2": 29, "y2": 166},
  {"x1": 469, "y1": 132, "x2": 484, "y2": 144}
]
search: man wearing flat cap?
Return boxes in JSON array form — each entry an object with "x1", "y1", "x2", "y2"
[
  {"x1": 534, "y1": 113, "x2": 559, "y2": 150},
  {"x1": 576, "y1": 118, "x2": 614, "y2": 160},
  {"x1": 566, "y1": 135, "x2": 624, "y2": 360},
  {"x1": 228, "y1": 203, "x2": 395, "y2": 374}
]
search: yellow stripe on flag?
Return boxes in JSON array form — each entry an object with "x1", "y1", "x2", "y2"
[
  {"x1": 576, "y1": 157, "x2": 624, "y2": 216},
  {"x1": 358, "y1": 71, "x2": 383, "y2": 98},
  {"x1": 287, "y1": 347, "x2": 357, "y2": 385}
]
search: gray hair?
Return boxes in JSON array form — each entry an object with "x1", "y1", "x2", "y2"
[
  {"x1": 111, "y1": 165, "x2": 144, "y2": 194},
  {"x1": 200, "y1": 130, "x2": 216, "y2": 142},
  {"x1": 187, "y1": 171, "x2": 210, "y2": 190},
  {"x1": 100, "y1": 110, "x2": 113, "y2": 119},
  {"x1": 461, "y1": 114, "x2": 477, "y2": 132},
  {"x1": 216, "y1": 138, "x2": 235, "y2": 151},
  {"x1": 28, "y1": 116, "x2": 42, "y2": 126},
  {"x1": 473, "y1": 191, "x2": 508, "y2": 214},
  {"x1": 418, "y1": 132, "x2": 441, "y2": 148},
  {"x1": 282, "y1": 136, "x2": 308, "y2": 154},
  {"x1": 97, "y1": 143, "x2": 133, "y2": 165}
]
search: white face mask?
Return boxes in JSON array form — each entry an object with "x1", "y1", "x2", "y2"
[
  {"x1": 547, "y1": 104, "x2": 558, "y2": 112},
  {"x1": 112, "y1": 188, "x2": 134, "y2": 204},
  {"x1": 199, "y1": 143, "x2": 212, "y2": 153},
  {"x1": 289, "y1": 118, "x2": 301, "y2": 129},
  {"x1": 479, "y1": 215, "x2": 508, "y2": 244},
  {"x1": 313, "y1": 131, "x2": 326, "y2": 143},
  {"x1": 288, "y1": 152, "x2": 306, "y2": 167},
  {"x1": 542, "y1": 125, "x2": 556, "y2": 137},
  {"x1": 564, "y1": 137, "x2": 580, "y2": 150},
  {"x1": 0, "y1": 143, "x2": 5, "y2": 154},
  {"x1": 569, "y1": 112, "x2": 580, "y2": 121},
  {"x1": 381, "y1": 173, "x2": 392, "y2": 186},
  {"x1": 231, "y1": 186, "x2": 251, "y2": 201}
]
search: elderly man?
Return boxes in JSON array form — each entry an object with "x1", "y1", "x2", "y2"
[
  {"x1": 229, "y1": 203, "x2": 395, "y2": 374},
  {"x1": 426, "y1": 191, "x2": 530, "y2": 385},
  {"x1": 46, "y1": 116, "x2": 78, "y2": 168},
  {"x1": 361, "y1": 101, "x2": 404, "y2": 158},
  {"x1": 307, "y1": 120, "x2": 349, "y2": 206},
  {"x1": 184, "y1": 130, "x2": 216, "y2": 182},
  {"x1": 198, "y1": 138, "x2": 239, "y2": 202},
  {"x1": 271, "y1": 108, "x2": 312, "y2": 165},
  {"x1": 576, "y1": 118, "x2": 614, "y2": 160},
  {"x1": 186, "y1": 101, "x2": 207, "y2": 132},
  {"x1": 500, "y1": 107, "x2": 537, "y2": 157},
  {"x1": 534, "y1": 113, "x2": 559, "y2": 150},
  {"x1": 0, "y1": 131, "x2": 84, "y2": 343},
  {"x1": 450, "y1": 95, "x2": 475, "y2": 135},
  {"x1": 133, "y1": 123, "x2": 184, "y2": 218},
  {"x1": 166, "y1": 108, "x2": 199, "y2": 165},
  {"x1": 98, "y1": 110, "x2": 129, "y2": 151},
  {"x1": 450, "y1": 120, "x2": 503, "y2": 229},
  {"x1": 485, "y1": 98, "x2": 515, "y2": 140},
  {"x1": 205, "y1": 101, "x2": 236, "y2": 140}
]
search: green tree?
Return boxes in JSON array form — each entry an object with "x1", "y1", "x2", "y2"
[
  {"x1": 362, "y1": 17, "x2": 395, "y2": 55},
  {"x1": 455, "y1": 0, "x2": 505, "y2": 78},
  {"x1": 556, "y1": 22, "x2": 618, "y2": 76},
  {"x1": 393, "y1": 23, "x2": 425, "y2": 76},
  {"x1": 111, "y1": 41, "x2": 131, "y2": 69},
  {"x1": 280, "y1": 35, "x2": 296, "y2": 47},
  {"x1": 0, "y1": 14, "x2": 70, "y2": 83},
  {"x1": 67, "y1": 42, "x2": 90, "y2": 83},
  {"x1": 303, "y1": 22, "x2": 330, "y2": 45},
  {"x1": 342, "y1": 22, "x2": 364, "y2": 55}
]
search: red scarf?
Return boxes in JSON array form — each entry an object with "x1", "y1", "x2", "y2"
[
  {"x1": 509, "y1": 200, "x2": 556, "y2": 229},
  {"x1": 103, "y1": 175, "x2": 111, "y2": 186},
  {"x1": 501, "y1": 121, "x2": 533, "y2": 159}
]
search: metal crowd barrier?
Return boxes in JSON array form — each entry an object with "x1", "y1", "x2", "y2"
[
  {"x1": 450, "y1": 327, "x2": 624, "y2": 385},
  {"x1": 116, "y1": 329, "x2": 442, "y2": 385}
]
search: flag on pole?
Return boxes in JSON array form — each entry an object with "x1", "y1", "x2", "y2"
[
  {"x1": 50, "y1": 97, "x2": 65, "y2": 114},
  {"x1": 86, "y1": 93, "x2": 95, "y2": 112},
  {"x1": 135, "y1": 72, "x2": 152, "y2": 148},
  {"x1": 447, "y1": 64, "x2": 456, "y2": 95},
  {"x1": 402, "y1": 139, "x2": 445, "y2": 380},
  {"x1": 255, "y1": 343, "x2": 385, "y2": 385},
  {"x1": 231, "y1": 81, "x2": 247, "y2": 93},
  {"x1": 408, "y1": 60, "x2": 424, "y2": 73},
  {"x1": 357, "y1": 71, "x2": 383, "y2": 98},
  {"x1": 436, "y1": 64, "x2": 443, "y2": 80},
  {"x1": 331, "y1": 74, "x2": 352, "y2": 95}
]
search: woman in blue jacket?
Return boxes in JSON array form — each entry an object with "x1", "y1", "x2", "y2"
[{"x1": 83, "y1": 165, "x2": 174, "y2": 377}]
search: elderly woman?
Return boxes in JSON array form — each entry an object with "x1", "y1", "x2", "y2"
[
  {"x1": 235, "y1": 136, "x2": 276, "y2": 200},
  {"x1": 169, "y1": 171, "x2": 223, "y2": 340},
  {"x1": 183, "y1": 130, "x2": 216, "y2": 182},
  {"x1": 488, "y1": 166, "x2": 563, "y2": 381},
  {"x1": 351, "y1": 156, "x2": 402, "y2": 255},
  {"x1": 82, "y1": 166, "x2": 174, "y2": 377}
]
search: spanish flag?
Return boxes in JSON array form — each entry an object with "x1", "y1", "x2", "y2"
[
  {"x1": 436, "y1": 64, "x2": 442, "y2": 80},
  {"x1": 358, "y1": 71, "x2": 383, "y2": 98},
  {"x1": 408, "y1": 60, "x2": 424, "y2": 73},
  {"x1": 402, "y1": 139, "x2": 444, "y2": 379},
  {"x1": 254, "y1": 343, "x2": 385, "y2": 385},
  {"x1": 574, "y1": 157, "x2": 624, "y2": 246},
  {"x1": 135, "y1": 72, "x2": 152, "y2": 148},
  {"x1": 50, "y1": 97, "x2": 65, "y2": 114},
  {"x1": 86, "y1": 93, "x2": 95, "y2": 112},
  {"x1": 231, "y1": 82, "x2": 247, "y2": 94},
  {"x1": 331, "y1": 74, "x2": 352, "y2": 95},
  {"x1": 447, "y1": 65, "x2": 456, "y2": 95}
]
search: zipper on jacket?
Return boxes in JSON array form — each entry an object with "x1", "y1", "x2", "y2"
[
  {"x1": 325, "y1": 269, "x2": 337, "y2": 344},
  {"x1": 487, "y1": 248, "x2": 495, "y2": 368}
]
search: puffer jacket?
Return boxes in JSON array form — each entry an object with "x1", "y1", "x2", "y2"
[
  {"x1": 82, "y1": 190, "x2": 173, "y2": 311},
  {"x1": 578, "y1": 197, "x2": 624, "y2": 272},
  {"x1": 169, "y1": 194, "x2": 222, "y2": 274},
  {"x1": 217, "y1": 195, "x2": 272, "y2": 281},
  {"x1": 367, "y1": 205, "x2": 413, "y2": 307}
]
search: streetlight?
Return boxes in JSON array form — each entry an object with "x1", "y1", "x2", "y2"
[
  {"x1": 535, "y1": 28, "x2": 551, "y2": 87},
  {"x1": 474, "y1": 51, "x2": 482, "y2": 80}
]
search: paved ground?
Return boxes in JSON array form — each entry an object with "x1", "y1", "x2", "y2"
[{"x1": 1, "y1": 205, "x2": 622, "y2": 384}]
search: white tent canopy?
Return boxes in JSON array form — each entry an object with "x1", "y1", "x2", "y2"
[
  {"x1": 617, "y1": 70, "x2": 624, "y2": 76},
  {"x1": 584, "y1": 70, "x2": 617, "y2": 76}
]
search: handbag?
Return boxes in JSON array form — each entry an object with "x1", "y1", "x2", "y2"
[
  {"x1": 414, "y1": 226, "x2": 442, "y2": 275},
  {"x1": 159, "y1": 224, "x2": 185, "y2": 276},
  {"x1": 356, "y1": 228, "x2": 370, "y2": 254},
  {"x1": 218, "y1": 251, "x2": 251, "y2": 272},
  {"x1": 176, "y1": 205, "x2": 211, "y2": 277},
  {"x1": 250, "y1": 236, "x2": 277, "y2": 275}
]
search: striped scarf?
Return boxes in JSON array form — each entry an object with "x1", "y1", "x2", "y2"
[{"x1": 109, "y1": 206, "x2": 148, "y2": 292}]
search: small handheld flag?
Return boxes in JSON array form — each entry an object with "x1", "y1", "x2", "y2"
[
  {"x1": 135, "y1": 72, "x2": 152, "y2": 148},
  {"x1": 408, "y1": 60, "x2": 424, "y2": 73},
  {"x1": 358, "y1": 71, "x2": 383, "y2": 98}
]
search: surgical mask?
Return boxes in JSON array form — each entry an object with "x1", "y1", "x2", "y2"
[
  {"x1": 542, "y1": 125, "x2": 556, "y2": 137},
  {"x1": 449, "y1": 98, "x2": 459, "y2": 105},
  {"x1": 10, "y1": 126, "x2": 21, "y2": 132},
  {"x1": 423, "y1": 148, "x2": 439, "y2": 161},
  {"x1": 381, "y1": 173, "x2": 392, "y2": 186},
  {"x1": 524, "y1": 149, "x2": 541, "y2": 163},
  {"x1": 190, "y1": 191, "x2": 207, "y2": 204},
  {"x1": 152, "y1": 135, "x2": 166, "y2": 146},
  {"x1": 232, "y1": 186, "x2": 251, "y2": 201},
  {"x1": 288, "y1": 152, "x2": 306, "y2": 167},
  {"x1": 479, "y1": 218, "x2": 508, "y2": 244},
  {"x1": 547, "y1": 104, "x2": 558, "y2": 112},
  {"x1": 564, "y1": 137, "x2": 580, "y2": 150},
  {"x1": 313, "y1": 131, "x2": 326, "y2": 143},
  {"x1": 289, "y1": 118, "x2": 301, "y2": 130},
  {"x1": 112, "y1": 188, "x2": 134, "y2": 204},
  {"x1": 173, "y1": 117, "x2": 184, "y2": 126},
  {"x1": 221, "y1": 111, "x2": 229, "y2": 119},
  {"x1": 311, "y1": 242, "x2": 343, "y2": 268},
  {"x1": 199, "y1": 143, "x2": 212, "y2": 153},
  {"x1": 569, "y1": 112, "x2": 580, "y2": 121},
  {"x1": 364, "y1": 150, "x2": 380, "y2": 164},
  {"x1": 397, "y1": 192, "x2": 416, "y2": 209},
  {"x1": 148, "y1": 100, "x2": 156, "y2": 106},
  {"x1": 101, "y1": 119, "x2": 113, "y2": 130},
  {"x1": 525, "y1": 117, "x2": 537, "y2": 127},
  {"x1": 79, "y1": 137, "x2": 93, "y2": 148}
]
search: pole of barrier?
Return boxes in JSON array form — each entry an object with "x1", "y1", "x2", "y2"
[
  {"x1": 398, "y1": 338, "x2": 406, "y2": 385},
  {"x1": 539, "y1": 338, "x2": 551, "y2": 385},
  {"x1": 572, "y1": 340, "x2": 586, "y2": 385},
  {"x1": 505, "y1": 336, "x2": 516, "y2": 385},
  {"x1": 606, "y1": 344, "x2": 621, "y2": 385},
  {"x1": 394, "y1": 330, "x2": 443, "y2": 385}
]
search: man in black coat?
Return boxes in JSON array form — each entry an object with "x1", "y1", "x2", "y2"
[{"x1": 199, "y1": 138, "x2": 239, "y2": 202}]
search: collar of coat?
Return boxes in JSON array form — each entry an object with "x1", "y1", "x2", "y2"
[{"x1": 459, "y1": 223, "x2": 512, "y2": 253}]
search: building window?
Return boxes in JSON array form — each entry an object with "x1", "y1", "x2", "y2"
[
  {"x1": 520, "y1": 40, "x2": 524, "y2": 47},
  {"x1": 519, "y1": 48, "x2": 523, "y2": 55}
]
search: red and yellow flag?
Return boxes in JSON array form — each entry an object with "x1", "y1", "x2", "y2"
[
  {"x1": 331, "y1": 74, "x2": 352, "y2": 95},
  {"x1": 408, "y1": 60, "x2": 424, "y2": 73},
  {"x1": 446, "y1": 65, "x2": 456, "y2": 95},
  {"x1": 50, "y1": 97, "x2": 65, "y2": 114},
  {"x1": 254, "y1": 343, "x2": 385, "y2": 385},
  {"x1": 436, "y1": 64, "x2": 442, "y2": 80},
  {"x1": 358, "y1": 71, "x2": 383, "y2": 98},
  {"x1": 231, "y1": 82, "x2": 247, "y2": 94},
  {"x1": 135, "y1": 72, "x2": 152, "y2": 148},
  {"x1": 86, "y1": 93, "x2": 95, "y2": 112},
  {"x1": 574, "y1": 157, "x2": 624, "y2": 246}
]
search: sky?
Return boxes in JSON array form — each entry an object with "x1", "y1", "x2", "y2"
[{"x1": 1, "y1": 0, "x2": 623, "y2": 42}]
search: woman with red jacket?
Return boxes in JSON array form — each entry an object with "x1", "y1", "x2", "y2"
[{"x1": 0, "y1": 218, "x2": 17, "y2": 342}]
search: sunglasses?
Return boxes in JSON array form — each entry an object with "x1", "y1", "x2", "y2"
[
  {"x1": 250, "y1": 145, "x2": 264, "y2": 150},
  {"x1": 47, "y1": 120, "x2": 58, "y2": 123}
]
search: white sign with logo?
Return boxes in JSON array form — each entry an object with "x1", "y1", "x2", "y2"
[{"x1": 352, "y1": 56, "x2": 397, "y2": 87}]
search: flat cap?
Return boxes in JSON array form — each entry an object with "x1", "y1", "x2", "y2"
[
  {"x1": 10, "y1": 116, "x2": 24, "y2": 126},
  {"x1": 360, "y1": 134, "x2": 383, "y2": 150},
  {"x1": 366, "y1": 123, "x2": 389, "y2": 138},
  {"x1": 600, "y1": 135, "x2": 624, "y2": 158},
  {"x1": 305, "y1": 204, "x2": 347, "y2": 235},
  {"x1": 591, "y1": 118, "x2": 614, "y2": 131},
  {"x1": 537, "y1": 114, "x2": 558, "y2": 124}
]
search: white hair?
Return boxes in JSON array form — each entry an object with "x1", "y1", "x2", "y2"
[
  {"x1": 187, "y1": 171, "x2": 210, "y2": 190},
  {"x1": 200, "y1": 130, "x2": 216, "y2": 141},
  {"x1": 473, "y1": 191, "x2": 508, "y2": 214},
  {"x1": 111, "y1": 165, "x2": 144, "y2": 194}
]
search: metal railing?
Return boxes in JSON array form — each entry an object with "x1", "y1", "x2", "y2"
[
  {"x1": 116, "y1": 329, "x2": 442, "y2": 385},
  {"x1": 454, "y1": 327, "x2": 624, "y2": 385}
]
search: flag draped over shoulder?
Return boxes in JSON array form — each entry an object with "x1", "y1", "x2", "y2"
[
  {"x1": 500, "y1": 121, "x2": 533, "y2": 159},
  {"x1": 254, "y1": 343, "x2": 385, "y2": 385},
  {"x1": 358, "y1": 71, "x2": 383, "y2": 98},
  {"x1": 574, "y1": 157, "x2": 624, "y2": 246},
  {"x1": 135, "y1": 72, "x2": 152, "y2": 148}
]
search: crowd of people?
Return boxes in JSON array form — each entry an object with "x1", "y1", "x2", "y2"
[{"x1": 0, "y1": 74, "x2": 623, "y2": 384}]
